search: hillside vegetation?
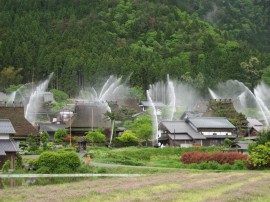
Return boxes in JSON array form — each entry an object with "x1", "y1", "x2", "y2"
[{"x1": 0, "y1": 0, "x2": 269, "y2": 95}]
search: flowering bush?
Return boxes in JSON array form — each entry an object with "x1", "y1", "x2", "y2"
[{"x1": 181, "y1": 151, "x2": 248, "y2": 165}]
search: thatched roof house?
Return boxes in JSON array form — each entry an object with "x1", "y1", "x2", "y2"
[
  {"x1": 0, "y1": 106, "x2": 39, "y2": 140},
  {"x1": 67, "y1": 101, "x2": 111, "y2": 136}
]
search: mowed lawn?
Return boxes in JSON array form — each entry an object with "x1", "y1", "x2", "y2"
[{"x1": 1, "y1": 171, "x2": 270, "y2": 202}]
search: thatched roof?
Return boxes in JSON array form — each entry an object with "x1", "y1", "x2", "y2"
[
  {"x1": 69, "y1": 102, "x2": 110, "y2": 129},
  {"x1": 0, "y1": 106, "x2": 39, "y2": 138}
]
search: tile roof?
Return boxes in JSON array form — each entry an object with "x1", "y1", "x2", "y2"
[
  {"x1": 168, "y1": 134, "x2": 192, "y2": 140},
  {"x1": 0, "y1": 106, "x2": 39, "y2": 137},
  {"x1": 0, "y1": 139, "x2": 19, "y2": 156},
  {"x1": 247, "y1": 118, "x2": 264, "y2": 127},
  {"x1": 159, "y1": 121, "x2": 206, "y2": 140},
  {"x1": 0, "y1": 119, "x2": 16, "y2": 134},
  {"x1": 188, "y1": 117, "x2": 235, "y2": 129}
]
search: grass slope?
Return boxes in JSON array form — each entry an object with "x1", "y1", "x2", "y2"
[{"x1": 1, "y1": 171, "x2": 270, "y2": 202}]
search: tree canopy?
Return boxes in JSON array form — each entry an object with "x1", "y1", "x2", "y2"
[{"x1": 0, "y1": 0, "x2": 269, "y2": 95}]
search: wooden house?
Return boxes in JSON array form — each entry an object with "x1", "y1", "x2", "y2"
[
  {"x1": 187, "y1": 117, "x2": 237, "y2": 146},
  {"x1": 159, "y1": 117, "x2": 237, "y2": 147},
  {"x1": 0, "y1": 119, "x2": 19, "y2": 169},
  {"x1": 0, "y1": 106, "x2": 39, "y2": 141},
  {"x1": 139, "y1": 101, "x2": 165, "y2": 115},
  {"x1": 245, "y1": 118, "x2": 266, "y2": 138},
  {"x1": 158, "y1": 121, "x2": 206, "y2": 147}
]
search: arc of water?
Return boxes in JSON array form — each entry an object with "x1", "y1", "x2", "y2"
[
  {"x1": 210, "y1": 80, "x2": 270, "y2": 126},
  {"x1": 240, "y1": 84, "x2": 269, "y2": 127},
  {"x1": 167, "y1": 75, "x2": 176, "y2": 120},
  {"x1": 90, "y1": 87, "x2": 98, "y2": 101},
  {"x1": 254, "y1": 90, "x2": 270, "y2": 126},
  {"x1": 99, "y1": 76, "x2": 115, "y2": 100},
  {"x1": 99, "y1": 77, "x2": 122, "y2": 101},
  {"x1": 146, "y1": 90, "x2": 158, "y2": 145},
  {"x1": 7, "y1": 91, "x2": 16, "y2": 104},
  {"x1": 25, "y1": 73, "x2": 54, "y2": 123},
  {"x1": 208, "y1": 88, "x2": 218, "y2": 99}
]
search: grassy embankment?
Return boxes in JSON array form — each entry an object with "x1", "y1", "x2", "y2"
[
  {"x1": 84, "y1": 146, "x2": 246, "y2": 171},
  {"x1": 1, "y1": 170, "x2": 270, "y2": 202}
]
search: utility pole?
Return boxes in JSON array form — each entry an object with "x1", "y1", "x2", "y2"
[{"x1": 69, "y1": 110, "x2": 72, "y2": 146}]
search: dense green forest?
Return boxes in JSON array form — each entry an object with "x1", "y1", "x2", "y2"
[{"x1": 0, "y1": 0, "x2": 269, "y2": 96}]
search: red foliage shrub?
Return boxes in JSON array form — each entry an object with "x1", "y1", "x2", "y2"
[
  {"x1": 63, "y1": 136, "x2": 75, "y2": 142},
  {"x1": 180, "y1": 151, "x2": 248, "y2": 165}
]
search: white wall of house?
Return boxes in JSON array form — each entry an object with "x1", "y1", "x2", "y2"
[
  {"x1": 0, "y1": 133, "x2": 10, "y2": 139},
  {"x1": 201, "y1": 132, "x2": 232, "y2": 136}
]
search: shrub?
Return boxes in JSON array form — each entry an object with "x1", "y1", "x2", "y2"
[
  {"x1": 115, "y1": 131, "x2": 139, "y2": 146},
  {"x1": 247, "y1": 142, "x2": 270, "y2": 169},
  {"x1": 2, "y1": 160, "x2": 11, "y2": 173},
  {"x1": 220, "y1": 163, "x2": 233, "y2": 170},
  {"x1": 27, "y1": 134, "x2": 38, "y2": 152},
  {"x1": 181, "y1": 151, "x2": 248, "y2": 165},
  {"x1": 58, "y1": 150, "x2": 81, "y2": 171},
  {"x1": 232, "y1": 160, "x2": 247, "y2": 170},
  {"x1": 40, "y1": 131, "x2": 50, "y2": 150},
  {"x1": 28, "y1": 159, "x2": 39, "y2": 169},
  {"x1": 224, "y1": 138, "x2": 233, "y2": 148},
  {"x1": 36, "y1": 166, "x2": 50, "y2": 174},
  {"x1": 35, "y1": 151, "x2": 81, "y2": 173},
  {"x1": 19, "y1": 141, "x2": 27, "y2": 151},
  {"x1": 54, "y1": 166, "x2": 73, "y2": 174},
  {"x1": 15, "y1": 153, "x2": 23, "y2": 169},
  {"x1": 85, "y1": 131, "x2": 106, "y2": 143},
  {"x1": 256, "y1": 130, "x2": 270, "y2": 145},
  {"x1": 54, "y1": 129, "x2": 68, "y2": 143},
  {"x1": 63, "y1": 136, "x2": 75, "y2": 143}
]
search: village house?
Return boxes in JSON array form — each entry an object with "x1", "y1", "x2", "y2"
[
  {"x1": 158, "y1": 120, "x2": 206, "y2": 147},
  {"x1": 0, "y1": 119, "x2": 19, "y2": 170},
  {"x1": 159, "y1": 117, "x2": 237, "y2": 147},
  {"x1": 67, "y1": 101, "x2": 111, "y2": 136},
  {"x1": 245, "y1": 118, "x2": 266, "y2": 139},
  {"x1": 0, "y1": 106, "x2": 39, "y2": 142},
  {"x1": 139, "y1": 101, "x2": 165, "y2": 117}
]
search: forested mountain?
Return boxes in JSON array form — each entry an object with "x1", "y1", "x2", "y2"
[
  {"x1": 175, "y1": 0, "x2": 270, "y2": 51},
  {"x1": 0, "y1": 0, "x2": 269, "y2": 96}
]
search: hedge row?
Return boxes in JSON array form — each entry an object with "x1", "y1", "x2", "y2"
[{"x1": 181, "y1": 151, "x2": 248, "y2": 165}]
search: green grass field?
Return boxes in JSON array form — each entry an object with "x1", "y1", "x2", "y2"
[{"x1": 1, "y1": 170, "x2": 270, "y2": 202}]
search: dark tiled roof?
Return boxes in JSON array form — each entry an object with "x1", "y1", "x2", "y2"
[
  {"x1": 159, "y1": 121, "x2": 206, "y2": 140},
  {"x1": 0, "y1": 119, "x2": 16, "y2": 134},
  {"x1": 180, "y1": 111, "x2": 204, "y2": 120},
  {"x1": 168, "y1": 134, "x2": 192, "y2": 140},
  {"x1": 232, "y1": 141, "x2": 253, "y2": 150},
  {"x1": 0, "y1": 106, "x2": 39, "y2": 137},
  {"x1": 0, "y1": 139, "x2": 19, "y2": 156},
  {"x1": 247, "y1": 118, "x2": 263, "y2": 127},
  {"x1": 188, "y1": 117, "x2": 235, "y2": 129}
]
